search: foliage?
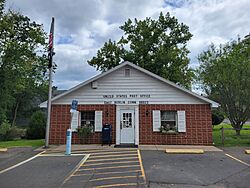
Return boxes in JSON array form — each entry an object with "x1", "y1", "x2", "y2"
[
  {"x1": 198, "y1": 34, "x2": 250, "y2": 135},
  {"x1": 0, "y1": 0, "x2": 48, "y2": 125},
  {"x1": 0, "y1": 139, "x2": 44, "y2": 148},
  {"x1": 0, "y1": 121, "x2": 11, "y2": 140},
  {"x1": 88, "y1": 12, "x2": 194, "y2": 88},
  {"x1": 213, "y1": 124, "x2": 250, "y2": 146},
  {"x1": 77, "y1": 126, "x2": 92, "y2": 144},
  {"x1": 26, "y1": 111, "x2": 46, "y2": 139},
  {"x1": 159, "y1": 125, "x2": 177, "y2": 133},
  {"x1": 0, "y1": 120, "x2": 25, "y2": 140},
  {"x1": 212, "y1": 109, "x2": 224, "y2": 126}
]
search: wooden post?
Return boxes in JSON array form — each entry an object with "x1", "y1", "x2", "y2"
[{"x1": 221, "y1": 127, "x2": 224, "y2": 146}]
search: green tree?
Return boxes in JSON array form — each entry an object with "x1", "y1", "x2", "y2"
[
  {"x1": 88, "y1": 12, "x2": 193, "y2": 88},
  {"x1": 198, "y1": 35, "x2": 250, "y2": 135},
  {"x1": 26, "y1": 111, "x2": 46, "y2": 139},
  {"x1": 211, "y1": 109, "x2": 224, "y2": 126},
  {"x1": 0, "y1": 0, "x2": 48, "y2": 125}
]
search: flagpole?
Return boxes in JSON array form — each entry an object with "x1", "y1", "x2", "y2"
[
  {"x1": 45, "y1": 64, "x2": 53, "y2": 148},
  {"x1": 45, "y1": 17, "x2": 55, "y2": 148}
]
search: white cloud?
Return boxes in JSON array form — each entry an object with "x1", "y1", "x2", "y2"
[
  {"x1": 5, "y1": 0, "x2": 250, "y2": 89},
  {"x1": 162, "y1": 0, "x2": 250, "y2": 65},
  {"x1": 53, "y1": 44, "x2": 98, "y2": 89}
]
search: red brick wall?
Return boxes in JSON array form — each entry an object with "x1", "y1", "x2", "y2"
[
  {"x1": 139, "y1": 104, "x2": 213, "y2": 145},
  {"x1": 49, "y1": 104, "x2": 116, "y2": 144},
  {"x1": 49, "y1": 104, "x2": 212, "y2": 145}
]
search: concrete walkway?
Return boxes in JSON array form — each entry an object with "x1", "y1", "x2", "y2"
[{"x1": 36, "y1": 144, "x2": 222, "y2": 152}]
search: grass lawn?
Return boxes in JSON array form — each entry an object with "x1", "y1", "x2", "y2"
[
  {"x1": 213, "y1": 124, "x2": 250, "y2": 147},
  {"x1": 0, "y1": 139, "x2": 44, "y2": 148}
]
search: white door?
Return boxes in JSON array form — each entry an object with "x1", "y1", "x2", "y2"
[{"x1": 120, "y1": 110, "x2": 135, "y2": 144}]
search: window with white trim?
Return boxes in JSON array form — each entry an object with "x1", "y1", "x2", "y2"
[
  {"x1": 160, "y1": 111, "x2": 177, "y2": 132},
  {"x1": 153, "y1": 110, "x2": 186, "y2": 133},
  {"x1": 81, "y1": 111, "x2": 95, "y2": 131}
]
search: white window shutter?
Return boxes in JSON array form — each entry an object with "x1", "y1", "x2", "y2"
[
  {"x1": 153, "y1": 110, "x2": 161, "y2": 132},
  {"x1": 177, "y1": 111, "x2": 186, "y2": 132},
  {"x1": 95, "y1": 111, "x2": 103, "y2": 132},
  {"x1": 71, "y1": 111, "x2": 79, "y2": 131},
  {"x1": 78, "y1": 111, "x2": 81, "y2": 128}
]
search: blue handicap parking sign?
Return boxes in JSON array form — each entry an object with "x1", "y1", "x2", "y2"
[{"x1": 71, "y1": 100, "x2": 78, "y2": 110}]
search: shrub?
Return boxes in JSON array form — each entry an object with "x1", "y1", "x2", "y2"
[
  {"x1": 7, "y1": 126, "x2": 26, "y2": 140},
  {"x1": 212, "y1": 109, "x2": 224, "y2": 126},
  {"x1": 77, "y1": 126, "x2": 92, "y2": 144},
  {"x1": 0, "y1": 121, "x2": 25, "y2": 141},
  {"x1": 26, "y1": 111, "x2": 46, "y2": 139},
  {"x1": 0, "y1": 121, "x2": 11, "y2": 140}
]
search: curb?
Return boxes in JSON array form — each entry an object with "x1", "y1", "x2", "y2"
[
  {"x1": 166, "y1": 149, "x2": 204, "y2": 154},
  {"x1": 0, "y1": 148, "x2": 8, "y2": 152}
]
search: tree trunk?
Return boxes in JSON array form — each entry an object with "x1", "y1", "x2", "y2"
[
  {"x1": 12, "y1": 101, "x2": 19, "y2": 126},
  {"x1": 235, "y1": 129, "x2": 241, "y2": 136}
]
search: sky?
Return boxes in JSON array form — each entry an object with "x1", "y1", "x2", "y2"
[{"x1": 5, "y1": 0, "x2": 250, "y2": 90}]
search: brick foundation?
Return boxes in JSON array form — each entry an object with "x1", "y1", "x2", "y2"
[{"x1": 49, "y1": 104, "x2": 212, "y2": 145}]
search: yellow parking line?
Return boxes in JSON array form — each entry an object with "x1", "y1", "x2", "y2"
[
  {"x1": 89, "y1": 153, "x2": 138, "y2": 159},
  {"x1": 89, "y1": 150, "x2": 137, "y2": 156},
  {"x1": 225, "y1": 153, "x2": 250, "y2": 167},
  {"x1": 73, "y1": 169, "x2": 141, "y2": 176},
  {"x1": 0, "y1": 151, "x2": 45, "y2": 175},
  {"x1": 94, "y1": 183, "x2": 138, "y2": 188},
  {"x1": 90, "y1": 175, "x2": 142, "y2": 182},
  {"x1": 62, "y1": 154, "x2": 90, "y2": 184},
  {"x1": 83, "y1": 160, "x2": 139, "y2": 166},
  {"x1": 137, "y1": 149, "x2": 146, "y2": 181},
  {"x1": 40, "y1": 153, "x2": 85, "y2": 157},
  {"x1": 79, "y1": 164, "x2": 140, "y2": 171},
  {"x1": 71, "y1": 150, "x2": 110, "y2": 153},
  {"x1": 71, "y1": 149, "x2": 134, "y2": 154},
  {"x1": 87, "y1": 156, "x2": 138, "y2": 162}
]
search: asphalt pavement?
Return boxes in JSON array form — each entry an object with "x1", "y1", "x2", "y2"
[
  {"x1": 0, "y1": 146, "x2": 250, "y2": 188},
  {"x1": 141, "y1": 148, "x2": 250, "y2": 188},
  {"x1": 0, "y1": 147, "x2": 40, "y2": 171},
  {"x1": 0, "y1": 154, "x2": 83, "y2": 188},
  {"x1": 62, "y1": 149, "x2": 145, "y2": 187}
]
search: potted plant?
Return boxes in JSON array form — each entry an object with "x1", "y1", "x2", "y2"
[
  {"x1": 159, "y1": 125, "x2": 177, "y2": 134},
  {"x1": 159, "y1": 126, "x2": 167, "y2": 133}
]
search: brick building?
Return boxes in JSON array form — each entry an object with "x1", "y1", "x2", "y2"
[{"x1": 40, "y1": 61, "x2": 218, "y2": 146}]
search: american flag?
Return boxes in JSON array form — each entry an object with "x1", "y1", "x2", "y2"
[{"x1": 48, "y1": 17, "x2": 55, "y2": 68}]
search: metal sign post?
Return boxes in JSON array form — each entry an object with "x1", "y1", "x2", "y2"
[{"x1": 66, "y1": 100, "x2": 78, "y2": 155}]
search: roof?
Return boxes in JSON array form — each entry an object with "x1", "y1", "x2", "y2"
[{"x1": 40, "y1": 61, "x2": 219, "y2": 108}]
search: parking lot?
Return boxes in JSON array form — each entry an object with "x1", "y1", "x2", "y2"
[
  {"x1": 0, "y1": 152, "x2": 83, "y2": 188},
  {"x1": 142, "y1": 150, "x2": 250, "y2": 187},
  {"x1": 62, "y1": 149, "x2": 145, "y2": 187},
  {"x1": 0, "y1": 146, "x2": 249, "y2": 188}
]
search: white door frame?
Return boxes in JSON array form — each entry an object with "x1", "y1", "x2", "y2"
[
  {"x1": 116, "y1": 105, "x2": 139, "y2": 145},
  {"x1": 120, "y1": 109, "x2": 135, "y2": 144}
]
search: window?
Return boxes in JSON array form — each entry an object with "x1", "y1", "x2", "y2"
[
  {"x1": 153, "y1": 110, "x2": 186, "y2": 133},
  {"x1": 160, "y1": 111, "x2": 177, "y2": 132},
  {"x1": 125, "y1": 68, "x2": 130, "y2": 77},
  {"x1": 81, "y1": 111, "x2": 95, "y2": 131}
]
